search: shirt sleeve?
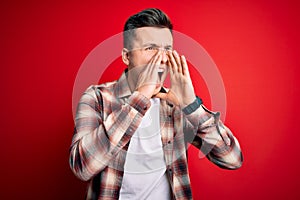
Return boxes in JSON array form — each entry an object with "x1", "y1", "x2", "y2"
[
  {"x1": 69, "y1": 86, "x2": 151, "y2": 181},
  {"x1": 183, "y1": 104, "x2": 243, "y2": 169}
]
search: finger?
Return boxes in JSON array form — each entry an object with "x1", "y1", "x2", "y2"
[
  {"x1": 155, "y1": 51, "x2": 162, "y2": 65},
  {"x1": 155, "y1": 54, "x2": 163, "y2": 82},
  {"x1": 167, "y1": 50, "x2": 178, "y2": 74},
  {"x1": 155, "y1": 91, "x2": 180, "y2": 106},
  {"x1": 180, "y1": 55, "x2": 190, "y2": 76},
  {"x1": 154, "y1": 92, "x2": 168, "y2": 101},
  {"x1": 151, "y1": 52, "x2": 162, "y2": 73},
  {"x1": 149, "y1": 53, "x2": 162, "y2": 85},
  {"x1": 149, "y1": 49, "x2": 162, "y2": 65},
  {"x1": 138, "y1": 54, "x2": 158, "y2": 76},
  {"x1": 166, "y1": 51, "x2": 173, "y2": 74},
  {"x1": 173, "y1": 50, "x2": 182, "y2": 74},
  {"x1": 145, "y1": 51, "x2": 161, "y2": 76},
  {"x1": 137, "y1": 52, "x2": 162, "y2": 89}
]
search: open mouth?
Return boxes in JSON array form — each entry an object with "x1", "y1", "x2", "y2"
[
  {"x1": 158, "y1": 68, "x2": 164, "y2": 79},
  {"x1": 158, "y1": 72, "x2": 163, "y2": 80}
]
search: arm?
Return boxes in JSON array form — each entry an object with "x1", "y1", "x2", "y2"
[
  {"x1": 69, "y1": 86, "x2": 150, "y2": 181},
  {"x1": 70, "y1": 50, "x2": 166, "y2": 181},
  {"x1": 155, "y1": 50, "x2": 242, "y2": 169},
  {"x1": 183, "y1": 102, "x2": 243, "y2": 169}
]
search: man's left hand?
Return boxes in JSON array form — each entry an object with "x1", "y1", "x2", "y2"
[{"x1": 155, "y1": 50, "x2": 196, "y2": 107}]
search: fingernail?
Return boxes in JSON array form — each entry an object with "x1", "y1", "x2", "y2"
[{"x1": 182, "y1": 55, "x2": 186, "y2": 60}]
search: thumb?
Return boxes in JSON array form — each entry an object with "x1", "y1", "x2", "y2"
[
  {"x1": 154, "y1": 92, "x2": 168, "y2": 100},
  {"x1": 154, "y1": 92, "x2": 180, "y2": 106}
]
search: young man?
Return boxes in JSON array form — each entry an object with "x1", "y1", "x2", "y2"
[{"x1": 69, "y1": 8, "x2": 243, "y2": 200}]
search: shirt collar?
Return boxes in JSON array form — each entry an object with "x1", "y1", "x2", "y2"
[{"x1": 114, "y1": 68, "x2": 132, "y2": 99}]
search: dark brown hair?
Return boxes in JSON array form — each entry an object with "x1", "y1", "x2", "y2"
[{"x1": 123, "y1": 8, "x2": 173, "y2": 49}]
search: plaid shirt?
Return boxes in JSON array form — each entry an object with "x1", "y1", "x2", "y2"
[{"x1": 69, "y1": 70, "x2": 243, "y2": 200}]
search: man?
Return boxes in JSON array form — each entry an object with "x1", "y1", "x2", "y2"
[{"x1": 69, "y1": 8, "x2": 243, "y2": 200}]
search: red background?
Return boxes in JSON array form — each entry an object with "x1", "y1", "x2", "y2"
[{"x1": 1, "y1": 0, "x2": 300, "y2": 199}]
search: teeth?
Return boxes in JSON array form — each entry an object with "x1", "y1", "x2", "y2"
[{"x1": 158, "y1": 68, "x2": 164, "y2": 72}]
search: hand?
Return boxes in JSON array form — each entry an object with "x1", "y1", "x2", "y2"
[
  {"x1": 155, "y1": 50, "x2": 196, "y2": 107},
  {"x1": 135, "y1": 51, "x2": 162, "y2": 99}
]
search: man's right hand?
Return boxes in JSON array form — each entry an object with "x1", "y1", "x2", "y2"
[{"x1": 135, "y1": 51, "x2": 163, "y2": 99}]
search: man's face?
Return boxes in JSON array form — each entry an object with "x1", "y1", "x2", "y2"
[{"x1": 126, "y1": 27, "x2": 173, "y2": 91}]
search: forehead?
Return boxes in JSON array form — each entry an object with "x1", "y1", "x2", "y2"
[{"x1": 132, "y1": 27, "x2": 173, "y2": 47}]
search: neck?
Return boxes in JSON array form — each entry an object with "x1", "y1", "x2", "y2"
[{"x1": 126, "y1": 70, "x2": 136, "y2": 93}]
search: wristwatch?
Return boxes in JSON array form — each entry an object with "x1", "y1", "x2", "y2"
[{"x1": 182, "y1": 96, "x2": 203, "y2": 115}]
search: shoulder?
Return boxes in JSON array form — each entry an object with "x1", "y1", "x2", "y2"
[{"x1": 83, "y1": 80, "x2": 118, "y2": 100}]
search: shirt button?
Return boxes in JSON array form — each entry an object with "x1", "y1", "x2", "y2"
[
  {"x1": 168, "y1": 115, "x2": 172, "y2": 118},
  {"x1": 168, "y1": 141, "x2": 171, "y2": 144}
]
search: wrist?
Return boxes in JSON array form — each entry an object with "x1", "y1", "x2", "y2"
[
  {"x1": 137, "y1": 85, "x2": 161, "y2": 99},
  {"x1": 182, "y1": 95, "x2": 196, "y2": 107},
  {"x1": 137, "y1": 86, "x2": 152, "y2": 99}
]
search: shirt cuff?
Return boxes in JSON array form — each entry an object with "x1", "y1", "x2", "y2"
[{"x1": 127, "y1": 91, "x2": 151, "y2": 115}]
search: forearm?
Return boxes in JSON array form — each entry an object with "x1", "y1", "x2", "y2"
[
  {"x1": 69, "y1": 87, "x2": 150, "y2": 181},
  {"x1": 184, "y1": 104, "x2": 243, "y2": 169},
  {"x1": 69, "y1": 126, "x2": 115, "y2": 181},
  {"x1": 204, "y1": 125, "x2": 243, "y2": 169}
]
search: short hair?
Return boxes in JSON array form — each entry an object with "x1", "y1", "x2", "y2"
[{"x1": 123, "y1": 8, "x2": 173, "y2": 49}]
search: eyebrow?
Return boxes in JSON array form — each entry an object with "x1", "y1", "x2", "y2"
[{"x1": 142, "y1": 43, "x2": 173, "y2": 49}]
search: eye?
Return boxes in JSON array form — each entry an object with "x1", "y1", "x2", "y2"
[
  {"x1": 165, "y1": 46, "x2": 173, "y2": 51},
  {"x1": 145, "y1": 46, "x2": 155, "y2": 51}
]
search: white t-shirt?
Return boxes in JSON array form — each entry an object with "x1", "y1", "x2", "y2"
[{"x1": 119, "y1": 98, "x2": 171, "y2": 200}]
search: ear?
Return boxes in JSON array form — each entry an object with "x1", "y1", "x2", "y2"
[{"x1": 122, "y1": 48, "x2": 130, "y2": 66}]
